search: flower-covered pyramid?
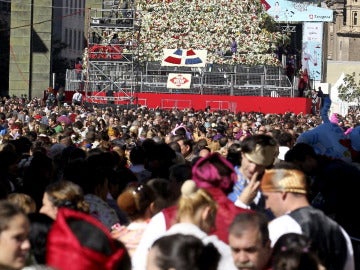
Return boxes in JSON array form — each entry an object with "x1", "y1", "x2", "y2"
[{"x1": 136, "y1": 0, "x2": 289, "y2": 66}]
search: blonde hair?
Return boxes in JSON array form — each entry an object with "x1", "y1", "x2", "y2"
[
  {"x1": 177, "y1": 180, "x2": 217, "y2": 233},
  {"x1": 7, "y1": 193, "x2": 36, "y2": 214}
]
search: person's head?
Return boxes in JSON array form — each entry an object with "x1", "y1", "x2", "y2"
[
  {"x1": 272, "y1": 249, "x2": 323, "y2": 270},
  {"x1": 284, "y1": 143, "x2": 318, "y2": 175},
  {"x1": 176, "y1": 138, "x2": 193, "y2": 158},
  {"x1": 107, "y1": 166, "x2": 137, "y2": 200},
  {"x1": 228, "y1": 211, "x2": 271, "y2": 270},
  {"x1": 146, "y1": 178, "x2": 173, "y2": 215},
  {"x1": 116, "y1": 184, "x2": 156, "y2": 221},
  {"x1": 129, "y1": 145, "x2": 146, "y2": 165},
  {"x1": 260, "y1": 163, "x2": 308, "y2": 217},
  {"x1": 226, "y1": 142, "x2": 242, "y2": 167},
  {"x1": 168, "y1": 141, "x2": 181, "y2": 153},
  {"x1": 147, "y1": 233, "x2": 220, "y2": 270},
  {"x1": 108, "y1": 127, "x2": 120, "y2": 139},
  {"x1": 272, "y1": 233, "x2": 313, "y2": 256},
  {"x1": 46, "y1": 208, "x2": 131, "y2": 270},
  {"x1": 168, "y1": 163, "x2": 192, "y2": 202},
  {"x1": 144, "y1": 142, "x2": 176, "y2": 179},
  {"x1": 177, "y1": 180, "x2": 217, "y2": 234},
  {"x1": 240, "y1": 134, "x2": 279, "y2": 180},
  {"x1": 7, "y1": 193, "x2": 36, "y2": 214},
  {"x1": 192, "y1": 152, "x2": 237, "y2": 194},
  {"x1": 39, "y1": 181, "x2": 89, "y2": 220},
  {"x1": 198, "y1": 146, "x2": 211, "y2": 158},
  {"x1": 277, "y1": 132, "x2": 295, "y2": 148},
  {"x1": 272, "y1": 233, "x2": 323, "y2": 270},
  {"x1": 0, "y1": 200, "x2": 30, "y2": 270},
  {"x1": 27, "y1": 213, "x2": 54, "y2": 264},
  {"x1": 241, "y1": 121, "x2": 249, "y2": 131}
]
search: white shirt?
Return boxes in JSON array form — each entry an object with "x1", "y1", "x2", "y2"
[
  {"x1": 131, "y1": 216, "x2": 237, "y2": 270},
  {"x1": 165, "y1": 223, "x2": 237, "y2": 270},
  {"x1": 72, "y1": 92, "x2": 82, "y2": 102},
  {"x1": 132, "y1": 212, "x2": 167, "y2": 270},
  {"x1": 278, "y1": 146, "x2": 290, "y2": 160}
]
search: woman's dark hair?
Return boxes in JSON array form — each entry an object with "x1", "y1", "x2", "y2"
[
  {"x1": 273, "y1": 249, "x2": 321, "y2": 270},
  {"x1": 226, "y1": 142, "x2": 242, "y2": 167},
  {"x1": 272, "y1": 233, "x2": 313, "y2": 256},
  {"x1": 272, "y1": 233, "x2": 321, "y2": 270},
  {"x1": 28, "y1": 213, "x2": 54, "y2": 264},
  {"x1": 151, "y1": 233, "x2": 220, "y2": 270}
]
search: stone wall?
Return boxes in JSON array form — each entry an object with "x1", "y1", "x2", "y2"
[{"x1": 9, "y1": 0, "x2": 52, "y2": 98}]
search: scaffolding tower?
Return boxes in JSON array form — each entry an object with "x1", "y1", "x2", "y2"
[{"x1": 84, "y1": 3, "x2": 139, "y2": 104}]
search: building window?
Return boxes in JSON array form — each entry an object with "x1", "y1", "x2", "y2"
[
  {"x1": 69, "y1": 29, "x2": 72, "y2": 49},
  {"x1": 353, "y1": 11, "x2": 358, "y2": 25},
  {"x1": 78, "y1": 31, "x2": 82, "y2": 50},
  {"x1": 64, "y1": 0, "x2": 69, "y2": 15},
  {"x1": 73, "y1": 30, "x2": 77, "y2": 50},
  {"x1": 64, "y1": 28, "x2": 68, "y2": 45}
]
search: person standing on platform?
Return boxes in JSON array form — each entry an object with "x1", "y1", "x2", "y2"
[
  {"x1": 297, "y1": 69, "x2": 309, "y2": 97},
  {"x1": 74, "y1": 58, "x2": 83, "y2": 81},
  {"x1": 317, "y1": 86, "x2": 324, "y2": 109},
  {"x1": 311, "y1": 89, "x2": 319, "y2": 114},
  {"x1": 56, "y1": 87, "x2": 65, "y2": 108},
  {"x1": 72, "y1": 90, "x2": 83, "y2": 106},
  {"x1": 74, "y1": 57, "x2": 84, "y2": 91}
]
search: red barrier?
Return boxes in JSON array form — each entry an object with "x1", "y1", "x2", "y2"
[
  {"x1": 136, "y1": 93, "x2": 311, "y2": 114},
  {"x1": 65, "y1": 91, "x2": 311, "y2": 114}
]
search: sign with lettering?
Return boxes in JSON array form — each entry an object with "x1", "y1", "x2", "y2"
[
  {"x1": 266, "y1": 0, "x2": 333, "y2": 22},
  {"x1": 167, "y1": 73, "x2": 192, "y2": 89}
]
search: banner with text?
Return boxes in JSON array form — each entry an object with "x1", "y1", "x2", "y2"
[
  {"x1": 302, "y1": 22, "x2": 323, "y2": 81},
  {"x1": 167, "y1": 73, "x2": 192, "y2": 89},
  {"x1": 264, "y1": 0, "x2": 333, "y2": 22}
]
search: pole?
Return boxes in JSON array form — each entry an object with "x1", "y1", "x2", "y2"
[
  {"x1": 52, "y1": 73, "x2": 56, "y2": 89},
  {"x1": 29, "y1": 0, "x2": 34, "y2": 99}
]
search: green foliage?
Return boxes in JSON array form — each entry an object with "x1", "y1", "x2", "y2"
[{"x1": 338, "y1": 72, "x2": 360, "y2": 105}]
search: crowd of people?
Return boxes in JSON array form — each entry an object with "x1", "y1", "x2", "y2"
[{"x1": 0, "y1": 93, "x2": 360, "y2": 270}]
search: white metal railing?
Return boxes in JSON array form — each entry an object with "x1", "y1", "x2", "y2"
[{"x1": 66, "y1": 65, "x2": 294, "y2": 97}]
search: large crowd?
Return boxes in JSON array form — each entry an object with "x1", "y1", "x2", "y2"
[{"x1": 0, "y1": 94, "x2": 360, "y2": 270}]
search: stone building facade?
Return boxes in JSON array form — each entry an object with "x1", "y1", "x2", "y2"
[{"x1": 327, "y1": 0, "x2": 360, "y2": 61}]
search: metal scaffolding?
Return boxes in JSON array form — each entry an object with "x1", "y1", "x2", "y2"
[
  {"x1": 83, "y1": 4, "x2": 139, "y2": 104},
  {"x1": 65, "y1": 2, "x2": 295, "y2": 101}
]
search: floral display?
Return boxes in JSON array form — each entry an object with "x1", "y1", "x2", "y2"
[{"x1": 136, "y1": 0, "x2": 290, "y2": 66}]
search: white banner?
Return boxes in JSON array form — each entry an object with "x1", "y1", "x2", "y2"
[
  {"x1": 162, "y1": 49, "x2": 207, "y2": 67},
  {"x1": 302, "y1": 22, "x2": 323, "y2": 81},
  {"x1": 167, "y1": 73, "x2": 192, "y2": 89}
]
